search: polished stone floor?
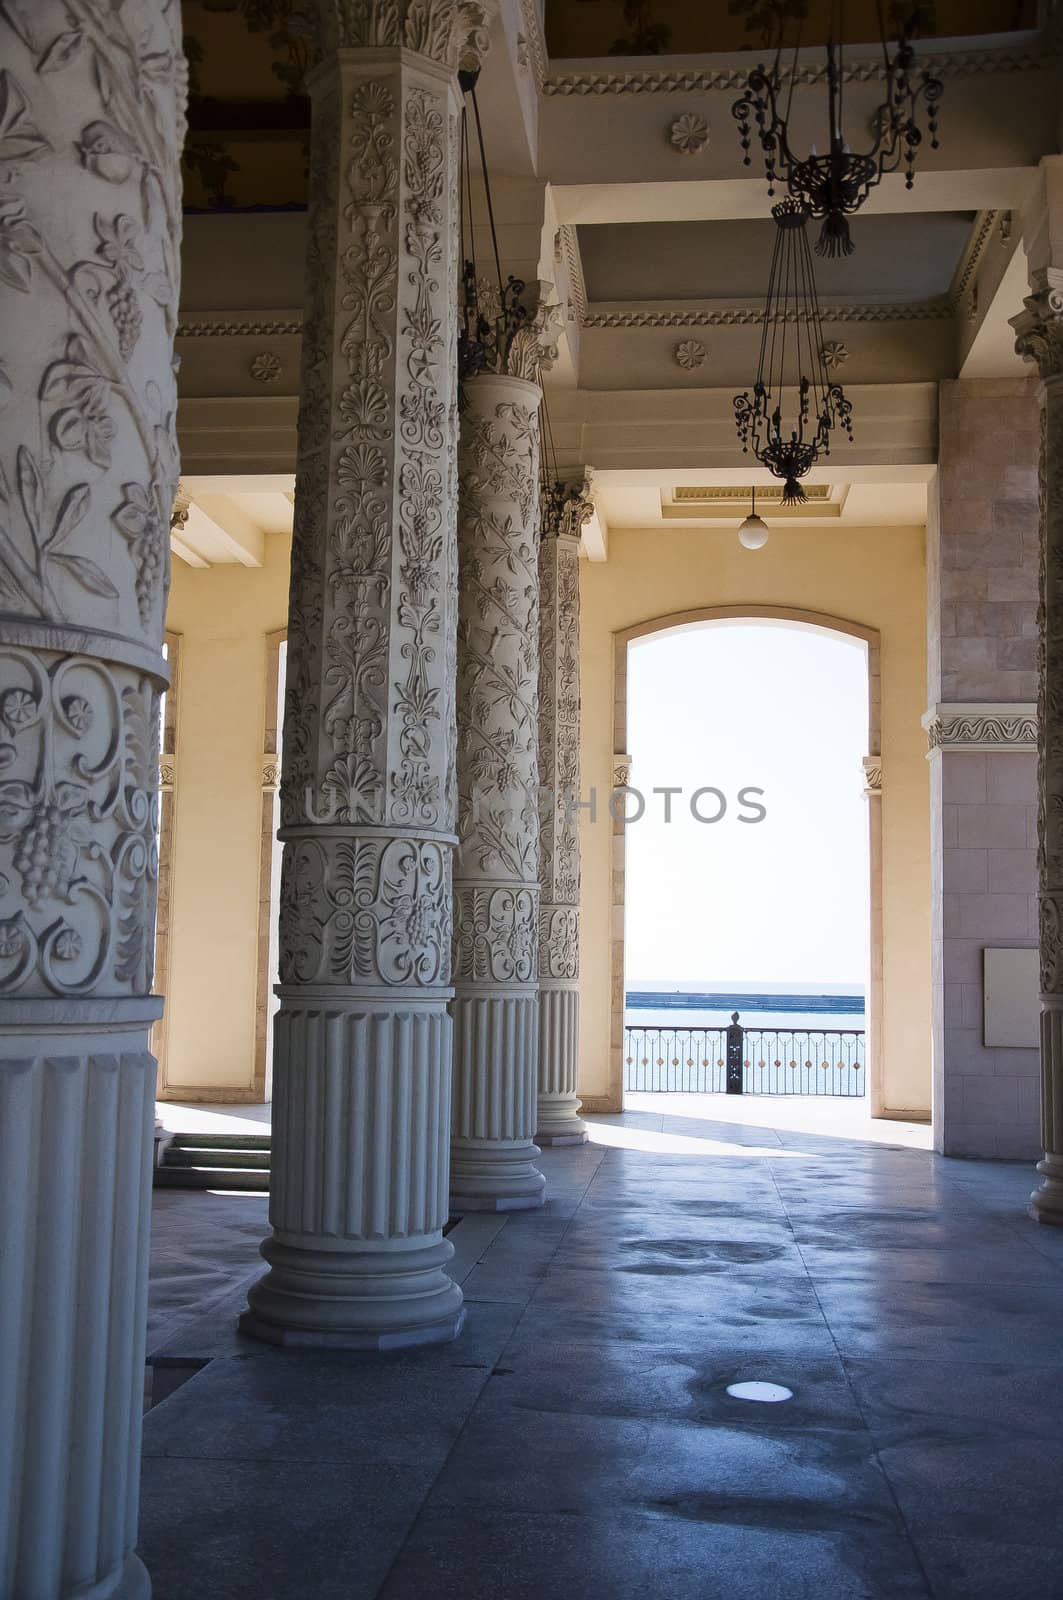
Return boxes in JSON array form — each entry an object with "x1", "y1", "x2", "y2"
[{"x1": 141, "y1": 1106, "x2": 1063, "y2": 1599}]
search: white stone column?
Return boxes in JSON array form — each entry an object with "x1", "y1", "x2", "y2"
[
  {"x1": 535, "y1": 483, "x2": 592, "y2": 1144},
  {"x1": 1015, "y1": 269, "x2": 1063, "y2": 1222},
  {"x1": 242, "y1": 5, "x2": 488, "y2": 1348},
  {"x1": 450, "y1": 371, "x2": 546, "y2": 1210},
  {"x1": 0, "y1": 4, "x2": 183, "y2": 1595}
]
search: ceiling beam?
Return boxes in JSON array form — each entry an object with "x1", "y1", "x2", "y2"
[
  {"x1": 581, "y1": 473, "x2": 609, "y2": 562},
  {"x1": 958, "y1": 233, "x2": 1030, "y2": 378},
  {"x1": 170, "y1": 532, "x2": 209, "y2": 569},
  {"x1": 551, "y1": 168, "x2": 1039, "y2": 228},
  {"x1": 193, "y1": 495, "x2": 266, "y2": 566}
]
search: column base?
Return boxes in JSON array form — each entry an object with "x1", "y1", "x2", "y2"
[
  {"x1": 536, "y1": 1095, "x2": 588, "y2": 1146},
  {"x1": 535, "y1": 1127, "x2": 588, "y2": 1147},
  {"x1": 537, "y1": 988, "x2": 585, "y2": 1145},
  {"x1": 105, "y1": 1553, "x2": 152, "y2": 1600},
  {"x1": 1029, "y1": 1154, "x2": 1063, "y2": 1226},
  {"x1": 239, "y1": 1306, "x2": 466, "y2": 1351},
  {"x1": 450, "y1": 1140, "x2": 546, "y2": 1212},
  {"x1": 241, "y1": 1235, "x2": 465, "y2": 1349}
]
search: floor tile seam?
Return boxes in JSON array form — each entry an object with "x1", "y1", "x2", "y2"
[
  {"x1": 480, "y1": 1150, "x2": 670, "y2": 1403},
  {"x1": 138, "y1": 1448, "x2": 450, "y2": 1468},
  {"x1": 195, "y1": 1159, "x2": 593, "y2": 1595},
  {"x1": 993, "y1": 1218, "x2": 1063, "y2": 1269},
  {"x1": 798, "y1": 1244, "x2": 937, "y2": 1598},
  {"x1": 1023, "y1": 1241, "x2": 1063, "y2": 1276},
  {"x1": 463, "y1": 1393, "x2": 877, "y2": 1439},
  {"x1": 364, "y1": 1327, "x2": 529, "y2": 1599},
  {"x1": 146, "y1": 1261, "x2": 266, "y2": 1359},
  {"x1": 759, "y1": 1158, "x2": 932, "y2": 1589},
  {"x1": 799, "y1": 1272, "x2": 1063, "y2": 1288}
]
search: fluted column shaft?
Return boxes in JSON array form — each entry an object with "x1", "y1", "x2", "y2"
[
  {"x1": 450, "y1": 372, "x2": 545, "y2": 1210},
  {"x1": 242, "y1": 18, "x2": 485, "y2": 1347},
  {"x1": 1015, "y1": 270, "x2": 1063, "y2": 1223},
  {"x1": 0, "y1": 4, "x2": 183, "y2": 1594},
  {"x1": 535, "y1": 494, "x2": 589, "y2": 1144}
]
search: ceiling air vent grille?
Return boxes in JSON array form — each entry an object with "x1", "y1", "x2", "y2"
[{"x1": 673, "y1": 485, "x2": 832, "y2": 503}]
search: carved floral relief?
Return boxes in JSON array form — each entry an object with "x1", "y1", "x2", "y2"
[
  {"x1": 0, "y1": 2, "x2": 183, "y2": 1006},
  {"x1": 537, "y1": 483, "x2": 591, "y2": 981},
  {"x1": 0, "y1": 647, "x2": 158, "y2": 997},
  {"x1": 453, "y1": 884, "x2": 537, "y2": 983},
  {"x1": 277, "y1": 59, "x2": 461, "y2": 995},
  {"x1": 0, "y1": 6, "x2": 182, "y2": 645},
  {"x1": 279, "y1": 833, "x2": 449, "y2": 986},
  {"x1": 456, "y1": 394, "x2": 541, "y2": 887}
]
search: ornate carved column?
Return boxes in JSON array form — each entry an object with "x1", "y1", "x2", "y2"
[
  {"x1": 450, "y1": 370, "x2": 546, "y2": 1210},
  {"x1": 241, "y1": 4, "x2": 488, "y2": 1349},
  {"x1": 0, "y1": 5, "x2": 183, "y2": 1595},
  {"x1": 535, "y1": 482, "x2": 592, "y2": 1144},
  {"x1": 1015, "y1": 268, "x2": 1063, "y2": 1222}
]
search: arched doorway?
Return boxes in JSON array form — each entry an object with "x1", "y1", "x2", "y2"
[{"x1": 610, "y1": 606, "x2": 883, "y2": 1115}]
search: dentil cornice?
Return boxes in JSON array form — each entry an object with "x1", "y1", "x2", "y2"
[
  {"x1": 516, "y1": 0, "x2": 548, "y2": 90},
  {"x1": 541, "y1": 42, "x2": 1055, "y2": 97},
  {"x1": 582, "y1": 300, "x2": 953, "y2": 329}
]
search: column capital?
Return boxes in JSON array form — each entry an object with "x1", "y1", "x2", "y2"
[
  {"x1": 171, "y1": 486, "x2": 192, "y2": 533},
  {"x1": 541, "y1": 475, "x2": 595, "y2": 541},
  {"x1": 861, "y1": 755, "x2": 882, "y2": 796},
  {"x1": 315, "y1": 0, "x2": 494, "y2": 71},
  {"x1": 1012, "y1": 267, "x2": 1063, "y2": 381},
  {"x1": 460, "y1": 276, "x2": 564, "y2": 385}
]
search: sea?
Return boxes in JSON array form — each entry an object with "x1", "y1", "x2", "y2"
[{"x1": 624, "y1": 980, "x2": 866, "y2": 1035}]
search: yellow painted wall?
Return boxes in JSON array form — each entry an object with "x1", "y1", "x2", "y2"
[
  {"x1": 578, "y1": 523, "x2": 931, "y2": 1118},
  {"x1": 159, "y1": 521, "x2": 929, "y2": 1117},
  {"x1": 158, "y1": 535, "x2": 290, "y2": 1099}
]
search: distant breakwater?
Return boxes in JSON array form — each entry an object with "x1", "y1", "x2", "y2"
[{"x1": 626, "y1": 992, "x2": 865, "y2": 1015}]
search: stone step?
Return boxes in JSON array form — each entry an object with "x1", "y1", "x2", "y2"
[
  {"x1": 164, "y1": 1146, "x2": 271, "y2": 1170},
  {"x1": 166, "y1": 1132, "x2": 271, "y2": 1151},
  {"x1": 154, "y1": 1164, "x2": 270, "y2": 1192}
]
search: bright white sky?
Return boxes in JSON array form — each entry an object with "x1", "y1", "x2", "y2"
[{"x1": 624, "y1": 620, "x2": 870, "y2": 989}]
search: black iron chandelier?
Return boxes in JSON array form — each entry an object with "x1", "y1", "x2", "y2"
[
  {"x1": 732, "y1": 2, "x2": 943, "y2": 257},
  {"x1": 733, "y1": 198, "x2": 853, "y2": 504}
]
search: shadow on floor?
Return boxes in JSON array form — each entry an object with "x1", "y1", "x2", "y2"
[{"x1": 139, "y1": 1117, "x2": 1058, "y2": 1600}]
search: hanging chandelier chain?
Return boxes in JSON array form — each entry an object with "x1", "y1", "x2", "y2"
[
  {"x1": 457, "y1": 75, "x2": 533, "y2": 384},
  {"x1": 732, "y1": 1, "x2": 943, "y2": 257},
  {"x1": 733, "y1": 200, "x2": 854, "y2": 505}
]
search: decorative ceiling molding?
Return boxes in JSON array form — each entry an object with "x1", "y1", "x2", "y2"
[
  {"x1": 516, "y1": 0, "x2": 548, "y2": 91},
  {"x1": 176, "y1": 314, "x2": 303, "y2": 338},
  {"x1": 541, "y1": 44, "x2": 1055, "y2": 97},
  {"x1": 582, "y1": 299, "x2": 953, "y2": 329},
  {"x1": 949, "y1": 210, "x2": 1000, "y2": 307},
  {"x1": 673, "y1": 484, "x2": 831, "y2": 502},
  {"x1": 555, "y1": 224, "x2": 588, "y2": 325}
]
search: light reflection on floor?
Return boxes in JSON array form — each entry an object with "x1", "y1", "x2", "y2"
[{"x1": 156, "y1": 1090, "x2": 933, "y2": 1152}]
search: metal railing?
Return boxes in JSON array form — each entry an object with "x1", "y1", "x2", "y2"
[{"x1": 623, "y1": 1012, "x2": 866, "y2": 1097}]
